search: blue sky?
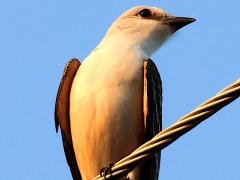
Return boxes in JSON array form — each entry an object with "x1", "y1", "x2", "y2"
[{"x1": 0, "y1": 0, "x2": 239, "y2": 180}]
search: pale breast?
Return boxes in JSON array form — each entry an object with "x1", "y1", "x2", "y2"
[{"x1": 70, "y1": 51, "x2": 145, "y2": 179}]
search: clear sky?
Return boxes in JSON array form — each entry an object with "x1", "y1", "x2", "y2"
[{"x1": 0, "y1": 0, "x2": 239, "y2": 180}]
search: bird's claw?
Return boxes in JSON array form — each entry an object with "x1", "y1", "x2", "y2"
[{"x1": 100, "y1": 162, "x2": 114, "y2": 179}]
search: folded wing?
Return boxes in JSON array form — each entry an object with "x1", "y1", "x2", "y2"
[
  {"x1": 55, "y1": 59, "x2": 82, "y2": 180},
  {"x1": 141, "y1": 59, "x2": 162, "y2": 180}
]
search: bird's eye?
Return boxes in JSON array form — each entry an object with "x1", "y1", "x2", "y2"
[{"x1": 138, "y1": 9, "x2": 152, "y2": 18}]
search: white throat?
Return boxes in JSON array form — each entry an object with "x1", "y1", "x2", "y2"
[{"x1": 95, "y1": 34, "x2": 161, "y2": 61}]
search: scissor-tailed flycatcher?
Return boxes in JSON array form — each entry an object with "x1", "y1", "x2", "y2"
[{"x1": 55, "y1": 6, "x2": 195, "y2": 180}]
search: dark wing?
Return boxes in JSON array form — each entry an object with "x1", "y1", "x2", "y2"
[
  {"x1": 55, "y1": 58, "x2": 82, "y2": 180},
  {"x1": 140, "y1": 59, "x2": 162, "y2": 180}
]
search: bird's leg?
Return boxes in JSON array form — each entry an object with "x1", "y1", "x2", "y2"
[{"x1": 100, "y1": 162, "x2": 114, "y2": 179}]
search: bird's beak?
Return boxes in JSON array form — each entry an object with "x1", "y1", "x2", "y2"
[{"x1": 163, "y1": 17, "x2": 196, "y2": 32}]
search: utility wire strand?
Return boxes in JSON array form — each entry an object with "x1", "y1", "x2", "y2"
[{"x1": 93, "y1": 79, "x2": 240, "y2": 180}]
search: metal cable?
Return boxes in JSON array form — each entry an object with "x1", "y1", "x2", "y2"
[{"x1": 93, "y1": 79, "x2": 240, "y2": 180}]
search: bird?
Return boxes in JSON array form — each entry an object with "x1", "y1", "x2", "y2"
[{"x1": 55, "y1": 6, "x2": 195, "y2": 180}]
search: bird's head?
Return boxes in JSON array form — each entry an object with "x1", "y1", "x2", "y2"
[{"x1": 103, "y1": 6, "x2": 195, "y2": 56}]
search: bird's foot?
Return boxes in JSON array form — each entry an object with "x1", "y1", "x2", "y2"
[{"x1": 100, "y1": 162, "x2": 114, "y2": 179}]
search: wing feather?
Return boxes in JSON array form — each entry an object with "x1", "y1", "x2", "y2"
[
  {"x1": 55, "y1": 58, "x2": 82, "y2": 180},
  {"x1": 140, "y1": 59, "x2": 162, "y2": 180}
]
